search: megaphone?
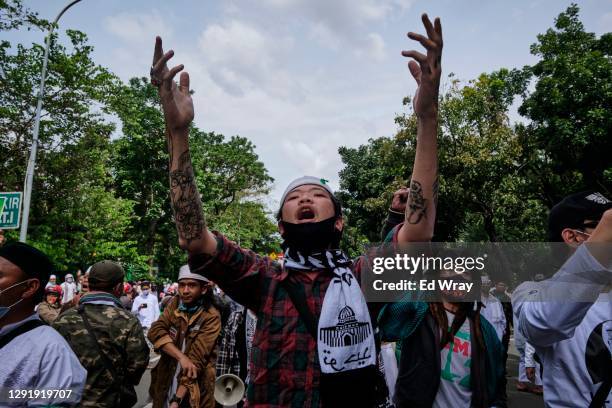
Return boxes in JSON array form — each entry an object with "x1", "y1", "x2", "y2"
[{"x1": 214, "y1": 373, "x2": 245, "y2": 407}]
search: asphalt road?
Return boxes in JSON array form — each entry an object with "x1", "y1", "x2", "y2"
[
  {"x1": 135, "y1": 369, "x2": 152, "y2": 408},
  {"x1": 135, "y1": 337, "x2": 545, "y2": 407}
]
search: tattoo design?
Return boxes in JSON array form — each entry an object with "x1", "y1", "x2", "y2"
[
  {"x1": 169, "y1": 150, "x2": 205, "y2": 244},
  {"x1": 406, "y1": 180, "x2": 427, "y2": 224},
  {"x1": 433, "y1": 176, "x2": 439, "y2": 209},
  {"x1": 167, "y1": 128, "x2": 174, "y2": 167}
]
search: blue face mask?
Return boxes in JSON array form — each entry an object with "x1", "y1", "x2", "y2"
[
  {"x1": 0, "y1": 280, "x2": 30, "y2": 321},
  {"x1": 142, "y1": 289, "x2": 150, "y2": 297}
]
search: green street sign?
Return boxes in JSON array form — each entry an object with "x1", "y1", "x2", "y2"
[{"x1": 0, "y1": 192, "x2": 22, "y2": 229}]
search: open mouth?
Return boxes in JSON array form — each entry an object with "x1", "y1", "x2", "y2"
[{"x1": 296, "y1": 207, "x2": 316, "y2": 221}]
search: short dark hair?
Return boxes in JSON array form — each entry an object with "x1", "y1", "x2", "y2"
[{"x1": 0, "y1": 242, "x2": 53, "y2": 304}]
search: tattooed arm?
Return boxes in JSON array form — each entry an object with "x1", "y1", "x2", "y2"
[
  {"x1": 397, "y1": 14, "x2": 442, "y2": 243},
  {"x1": 151, "y1": 37, "x2": 217, "y2": 254}
]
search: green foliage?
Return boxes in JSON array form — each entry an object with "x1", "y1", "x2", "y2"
[
  {"x1": 339, "y1": 69, "x2": 547, "y2": 243},
  {"x1": 0, "y1": 12, "x2": 144, "y2": 272},
  {"x1": 0, "y1": 0, "x2": 49, "y2": 32},
  {"x1": 212, "y1": 200, "x2": 281, "y2": 255},
  {"x1": 1, "y1": 1, "x2": 608, "y2": 278},
  {"x1": 435, "y1": 70, "x2": 547, "y2": 242},
  {"x1": 338, "y1": 129, "x2": 415, "y2": 243},
  {"x1": 108, "y1": 78, "x2": 279, "y2": 280},
  {"x1": 0, "y1": 2, "x2": 279, "y2": 276},
  {"x1": 338, "y1": 5, "x2": 610, "y2": 244},
  {"x1": 519, "y1": 4, "x2": 612, "y2": 199}
]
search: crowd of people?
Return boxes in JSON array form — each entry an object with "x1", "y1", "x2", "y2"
[{"x1": 0, "y1": 12, "x2": 610, "y2": 408}]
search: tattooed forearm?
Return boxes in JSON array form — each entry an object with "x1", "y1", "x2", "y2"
[
  {"x1": 406, "y1": 180, "x2": 427, "y2": 224},
  {"x1": 166, "y1": 128, "x2": 174, "y2": 167},
  {"x1": 169, "y1": 150, "x2": 205, "y2": 244},
  {"x1": 432, "y1": 176, "x2": 439, "y2": 209}
]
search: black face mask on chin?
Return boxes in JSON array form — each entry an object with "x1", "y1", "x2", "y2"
[{"x1": 280, "y1": 216, "x2": 342, "y2": 252}]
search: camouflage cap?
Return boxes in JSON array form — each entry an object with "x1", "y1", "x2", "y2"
[{"x1": 88, "y1": 260, "x2": 124, "y2": 287}]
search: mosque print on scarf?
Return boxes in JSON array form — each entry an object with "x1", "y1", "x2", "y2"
[{"x1": 320, "y1": 305, "x2": 371, "y2": 347}]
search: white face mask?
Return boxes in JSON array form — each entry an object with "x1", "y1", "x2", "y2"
[
  {"x1": 0, "y1": 280, "x2": 30, "y2": 320},
  {"x1": 571, "y1": 229, "x2": 591, "y2": 238},
  {"x1": 66, "y1": 277, "x2": 74, "y2": 283}
]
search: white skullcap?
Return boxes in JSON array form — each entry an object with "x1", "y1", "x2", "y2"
[
  {"x1": 279, "y1": 176, "x2": 335, "y2": 207},
  {"x1": 178, "y1": 264, "x2": 210, "y2": 283}
]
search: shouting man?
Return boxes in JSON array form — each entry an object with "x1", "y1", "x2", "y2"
[{"x1": 151, "y1": 13, "x2": 442, "y2": 408}]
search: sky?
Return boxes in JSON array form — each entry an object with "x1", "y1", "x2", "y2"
[{"x1": 8, "y1": 0, "x2": 612, "y2": 211}]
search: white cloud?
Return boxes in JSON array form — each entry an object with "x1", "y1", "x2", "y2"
[
  {"x1": 355, "y1": 33, "x2": 387, "y2": 61},
  {"x1": 309, "y1": 23, "x2": 341, "y2": 51},
  {"x1": 103, "y1": 10, "x2": 178, "y2": 80},
  {"x1": 245, "y1": 0, "x2": 411, "y2": 57},
  {"x1": 100, "y1": 5, "x2": 409, "y2": 206},
  {"x1": 103, "y1": 10, "x2": 173, "y2": 45},
  {"x1": 197, "y1": 20, "x2": 302, "y2": 100}
]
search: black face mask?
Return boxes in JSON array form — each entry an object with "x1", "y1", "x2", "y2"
[{"x1": 280, "y1": 216, "x2": 342, "y2": 252}]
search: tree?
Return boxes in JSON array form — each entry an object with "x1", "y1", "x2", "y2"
[
  {"x1": 213, "y1": 200, "x2": 281, "y2": 255},
  {"x1": 338, "y1": 4, "x2": 612, "y2": 243},
  {"x1": 337, "y1": 128, "x2": 415, "y2": 244},
  {"x1": 108, "y1": 78, "x2": 173, "y2": 267},
  {"x1": 0, "y1": 11, "x2": 143, "y2": 272},
  {"x1": 435, "y1": 70, "x2": 546, "y2": 242},
  {"x1": 0, "y1": 0, "x2": 48, "y2": 32},
  {"x1": 338, "y1": 69, "x2": 547, "y2": 244},
  {"x1": 519, "y1": 4, "x2": 612, "y2": 200},
  {"x1": 1, "y1": 2, "x2": 280, "y2": 277},
  {"x1": 109, "y1": 78, "x2": 279, "y2": 279}
]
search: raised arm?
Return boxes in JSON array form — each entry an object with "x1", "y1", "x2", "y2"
[
  {"x1": 397, "y1": 14, "x2": 443, "y2": 243},
  {"x1": 150, "y1": 37, "x2": 217, "y2": 255},
  {"x1": 513, "y1": 209, "x2": 612, "y2": 347}
]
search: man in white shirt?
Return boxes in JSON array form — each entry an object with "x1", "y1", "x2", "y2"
[
  {"x1": 480, "y1": 275, "x2": 506, "y2": 341},
  {"x1": 0, "y1": 242, "x2": 86, "y2": 407},
  {"x1": 61, "y1": 273, "x2": 77, "y2": 304},
  {"x1": 513, "y1": 191, "x2": 612, "y2": 407},
  {"x1": 131, "y1": 280, "x2": 160, "y2": 333}
]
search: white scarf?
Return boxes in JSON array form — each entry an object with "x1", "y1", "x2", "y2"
[{"x1": 284, "y1": 249, "x2": 376, "y2": 373}]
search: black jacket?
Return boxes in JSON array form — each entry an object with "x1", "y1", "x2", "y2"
[{"x1": 392, "y1": 311, "x2": 505, "y2": 408}]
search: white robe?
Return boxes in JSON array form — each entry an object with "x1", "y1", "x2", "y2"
[{"x1": 131, "y1": 293, "x2": 160, "y2": 328}]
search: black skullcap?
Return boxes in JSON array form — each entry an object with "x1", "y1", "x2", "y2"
[
  {"x1": 88, "y1": 260, "x2": 125, "y2": 288},
  {"x1": 548, "y1": 191, "x2": 612, "y2": 241},
  {"x1": 0, "y1": 242, "x2": 54, "y2": 283}
]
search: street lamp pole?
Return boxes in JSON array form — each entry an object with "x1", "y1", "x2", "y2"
[{"x1": 20, "y1": 0, "x2": 83, "y2": 242}]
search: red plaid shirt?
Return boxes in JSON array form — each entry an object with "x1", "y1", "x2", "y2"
[{"x1": 189, "y1": 231, "x2": 385, "y2": 408}]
